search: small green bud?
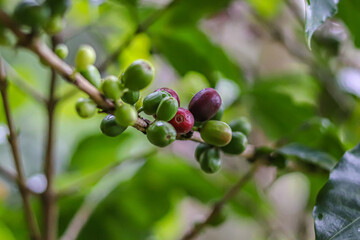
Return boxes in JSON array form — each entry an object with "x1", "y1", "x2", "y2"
[
  {"x1": 75, "y1": 98, "x2": 96, "y2": 118},
  {"x1": 75, "y1": 44, "x2": 96, "y2": 71},
  {"x1": 55, "y1": 43, "x2": 68, "y2": 59}
]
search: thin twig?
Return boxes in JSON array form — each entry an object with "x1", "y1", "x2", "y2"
[
  {"x1": 180, "y1": 163, "x2": 259, "y2": 240},
  {"x1": 0, "y1": 57, "x2": 41, "y2": 240}
]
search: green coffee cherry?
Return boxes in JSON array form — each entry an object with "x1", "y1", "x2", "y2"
[
  {"x1": 211, "y1": 102, "x2": 224, "y2": 121},
  {"x1": 221, "y1": 132, "x2": 248, "y2": 155},
  {"x1": 100, "y1": 114, "x2": 127, "y2": 137},
  {"x1": 121, "y1": 90, "x2": 140, "y2": 105},
  {"x1": 143, "y1": 91, "x2": 171, "y2": 115},
  {"x1": 55, "y1": 43, "x2": 68, "y2": 59},
  {"x1": 80, "y1": 65, "x2": 101, "y2": 89},
  {"x1": 114, "y1": 103, "x2": 137, "y2": 127},
  {"x1": 208, "y1": 209, "x2": 227, "y2": 227},
  {"x1": 45, "y1": 0, "x2": 70, "y2": 16},
  {"x1": 200, "y1": 120, "x2": 232, "y2": 147},
  {"x1": 13, "y1": 0, "x2": 51, "y2": 28},
  {"x1": 229, "y1": 117, "x2": 252, "y2": 136},
  {"x1": 75, "y1": 98, "x2": 96, "y2": 118},
  {"x1": 75, "y1": 45, "x2": 96, "y2": 71},
  {"x1": 146, "y1": 121, "x2": 176, "y2": 147},
  {"x1": 195, "y1": 143, "x2": 212, "y2": 162},
  {"x1": 122, "y1": 59, "x2": 154, "y2": 91},
  {"x1": 101, "y1": 75, "x2": 122, "y2": 100},
  {"x1": 44, "y1": 15, "x2": 64, "y2": 35},
  {"x1": 199, "y1": 148, "x2": 221, "y2": 174},
  {"x1": 156, "y1": 97, "x2": 178, "y2": 121}
]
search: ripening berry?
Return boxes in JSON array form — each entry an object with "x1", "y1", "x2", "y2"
[
  {"x1": 114, "y1": 104, "x2": 138, "y2": 127},
  {"x1": 169, "y1": 108, "x2": 194, "y2": 134},
  {"x1": 146, "y1": 121, "x2": 176, "y2": 147},
  {"x1": 80, "y1": 65, "x2": 101, "y2": 89},
  {"x1": 200, "y1": 120, "x2": 232, "y2": 147},
  {"x1": 156, "y1": 97, "x2": 179, "y2": 121},
  {"x1": 75, "y1": 98, "x2": 96, "y2": 118},
  {"x1": 75, "y1": 44, "x2": 96, "y2": 71},
  {"x1": 143, "y1": 91, "x2": 171, "y2": 115},
  {"x1": 44, "y1": 15, "x2": 64, "y2": 35},
  {"x1": 221, "y1": 132, "x2": 248, "y2": 155},
  {"x1": 121, "y1": 90, "x2": 140, "y2": 105},
  {"x1": 195, "y1": 143, "x2": 212, "y2": 162},
  {"x1": 155, "y1": 87, "x2": 180, "y2": 105},
  {"x1": 189, "y1": 88, "x2": 222, "y2": 122},
  {"x1": 101, "y1": 75, "x2": 122, "y2": 100},
  {"x1": 122, "y1": 59, "x2": 154, "y2": 91},
  {"x1": 100, "y1": 114, "x2": 127, "y2": 137},
  {"x1": 13, "y1": 0, "x2": 51, "y2": 28},
  {"x1": 55, "y1": 43, "x2": 68, "y2": 59},
  {"x1": 229, "y1": 117, "x2": 252, "y2": 136},
  {"x1": 199, "y1": 148, "x2": 221, "y2": 174}
]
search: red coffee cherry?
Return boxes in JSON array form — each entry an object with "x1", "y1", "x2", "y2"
[
  {"x1": 189, "y1": 88, "x2": 222, "y2": 122},
  {"x1": 155, "y1": 87, "x2": 180, "y2": 105},
  {"x1": 169, "y1": 108, "x2": 194, "y2": 134}
]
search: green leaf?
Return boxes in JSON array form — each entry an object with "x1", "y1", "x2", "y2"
[
  {"x1": 313, "y1": 144, "x2": 360, "y2": 240},
  {"x1": 305, "y1": 0, "x2": 339, "y2": 48},
  {"x1": 278, "y1": 143, "x2": 337, "y2": 171},
  {"x1": 338, "y1": 0, "x2": 360, "y2": 48}
]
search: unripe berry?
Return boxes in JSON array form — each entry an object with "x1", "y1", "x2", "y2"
[
  {"x1": 200, "y1": 120, "x2": 232, "y2": 147},
  {"x1": 100, "y1": 114, "x2": 127, "y2": 137},
  {"x1": 75, "y1": 98, "x2": 96, "y2": 118},
  {"x1": 147, "y1": 121, "x2": 176, "y2": 147},
  {"x1": 44, "y1": 15, "x2": 64, "y2": 35},
  {"x1": 143, "y1": 91, "x2": 171, "y2": 115},
  {"x1": 189, "y1": 88, "x2": 222, "y2": 122},
  {"x1": 75, "y1": 44, "x2": 96, "y2": 71},
  {"x1": 195, "y1": 143, "x2": 212, "y2": 162},
  {"x1": 221, "y1": 132, "x2": 248, "y2": 155},
  {"x1": 13, "y1": 0, "x2": 50, "y2": 28},
  {"x1": 121, "y1": 90, "x2": 140, "y2": 105},
  {"x1": 80, "y1": 65, "x2": 101, "y2": 89},
  {"x1": 122, "y1": 59, "x2": 154, "y2": 91},
  {"x1": 101, "y1": 75, "x2": 122, "y2": 100},
  {"x1": 155, "y1": 87, "x2": 180, "y2": 105},
  {"x1": 45, "y1": 0, "x2": 71, "y2": 16},
  {"x1": 156, "y1": 97, "x2": 178, "y2": 121},
  {"x1": 199, "y1": 148, "x2": 221, "y2": 174},
  {"x1": 114, "y1": 104, "x2": 137, "y2": 127},
  {"x1": 55, "y1": 43, "x2": 68, "y2": 59},
  {"x1": 211, "y1": 102, "x2": 224, "y2": 121},
  {"x1": 229, "y1": 117, "x2": 252, "y2": 136},
  {"x1": 169, "y1": 108, "x2": 194, "y2": 134}
]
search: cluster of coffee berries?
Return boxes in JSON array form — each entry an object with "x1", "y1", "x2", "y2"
[{"x1": 13, "y1": 0, "x2": 70, "y2": 35}]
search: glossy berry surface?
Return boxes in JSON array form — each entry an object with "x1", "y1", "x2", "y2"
[
  {"x1": 229, "y1": 117, "x2": 252, "y2": 136},
  {"x1": 100, "y1": 114, "x2": 127, "y2": 137},
  {"x1": 146, "y1": 121, "x2": 176, "y2": 147},
  {"x1": 75, "y1": 98, "x2": 96, "y2": 118},
  {"x1": 155, "y1": 88, "x2": 180, "y2": 105},
  {"x1": 189, "y1": 88, "x2": 222, "y2": 122},
  {"x1": 80, "y1": 65, "x2": 101, "y2": 89},
  {"x1": 221, "y1": 132, "x2": 248, "y2": 155},
  {"x1": 55, "y1": 44, "x2": 68, "y2": 59},
  {"x1": 199, "y1": 148, "x2": 221, "y2": 174},
  {"x1": 121, "y1": 90, "x2": 140, "y2": 105},
  {"x1": 101, "y1": 75, "x2": 122, "y2": 100},
  {"x1": 169, "y1": 108, "x2": 194, "y2": 134},
  {"x1": 156, "y1": 97, "x2": 179, "y2": 121},
  {"x1": 200, "y1": 120, "x2": 232, "y2": 147},
  {"x1": 143, "y1": 91, "x2": 170, "y2": 115},
  {"x1": 122, "y1": 59, "x2": 154, "y2": 91},
  {"x1": 114, "y1": 104, "x2": 137, "y2": 127},
  {"x1": 75, "y1": 45, "x2": 96, "y2": 71},
  {"x1": 195, "y1": 143, "x2": 212, "y2": 162}
]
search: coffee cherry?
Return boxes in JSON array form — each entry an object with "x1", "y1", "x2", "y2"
[
  {"x1": 155, "y1": 87, "x2": 180, "y2": 105},
  {"x1": 169, "y1": 108, "x2": 194, "y2": 134},
  {"x1": 156, "y1": 97, "x2": 179, "y2": 121},
  {"x1": 75, "y1": 45, "x2": 96, "y2": 71},
  {"x1": 143, "y1": 91, "x2": 170, "y2": 115},
  {"x1": 101, "y1": 75, "x2": 122, "y2": 100},
  {"x1": 121, "y1": 90, "x2": 140, "y2": 105},
  {"x1": 100, "y1": 114, "x2": 127, "y2": 137},
  {"x1": 146, "y1": 121, "x2": 176, "y2": 147},
  {"x1": 44, "y1": 15, "x2": 64, "y2": 35},
  {"x1": 221, "y1": 132, "x2": 248, "y2": 155},
  {"x1": 45, "y1": 0, "x2": 70, "y2": 16},
  {"x1": 229, "y1": 117, "x2": 252, "y2": 136},
  {"x1": 75, "y1": 98, "x2": 96, "y2": 118},
  {"x1": 211, "y1": 102, "x2": 224, "y2": 121},
  {"x1": 199, "y1": 148, "x2": 221, "y2": 174},
  {"x1": 55, "y1": 43, "x2": 68, "y2": 59},
  {"x1": 200, "y1": 120, "x2": 232, "y2": 147},
  {"x1": 195, "y1": 143, "x2": 212, "y2": 162},
  {"x1": 114, "y1": 104, "x2": 137, "y2": 127},
  {"x1": 189, "y1": 88, "x2": 222, "y2": 122},
  {"x1": 80, "y1": 65, "x2": 101, "y2": 89},
  {"x1": 13, "y1": 0, "x2": 50, "y2": 28},
  {"x1": 122, "y1": 59, "x2": 154, "y2": 91}
]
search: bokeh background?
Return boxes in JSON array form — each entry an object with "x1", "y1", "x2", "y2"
[{"x1": 0, "y1": 0, "x2": 360, "y2": 239}]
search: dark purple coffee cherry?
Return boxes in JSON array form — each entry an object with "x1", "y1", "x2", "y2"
[{"x1": 189, "y1": 88, "x2": 222, "y2": 122}]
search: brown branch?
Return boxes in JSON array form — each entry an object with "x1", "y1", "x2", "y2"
[
  {"x1": 180, "y1": 163, "x2": 258, "y2": 240},
  {"x1": 0, "y1": 58, "x2": 41, "y2": 240}
]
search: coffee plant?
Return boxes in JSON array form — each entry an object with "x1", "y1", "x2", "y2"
[{"x1": 0, "y1": 0, "x2": 359, "y2": 239}]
